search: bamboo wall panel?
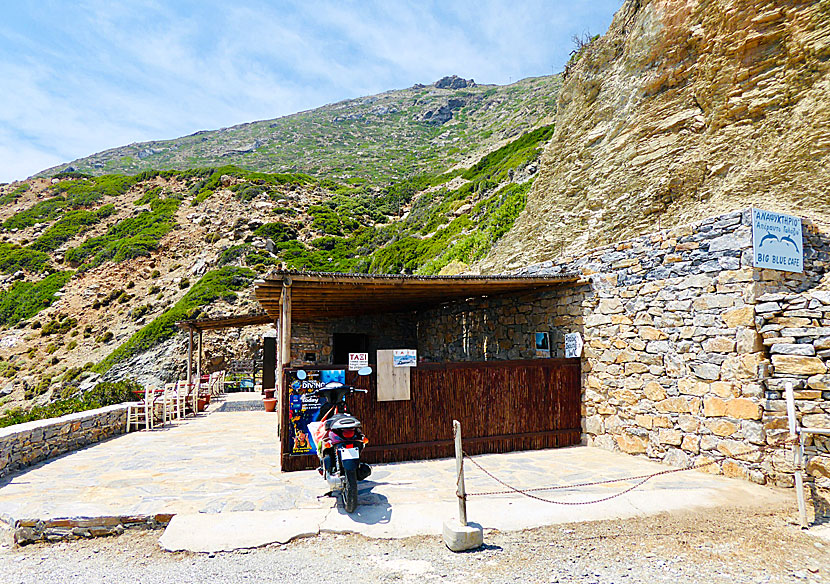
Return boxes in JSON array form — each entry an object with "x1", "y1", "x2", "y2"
[{"x1": 281, "y1": 359, "x2": 581, "y2": 472}]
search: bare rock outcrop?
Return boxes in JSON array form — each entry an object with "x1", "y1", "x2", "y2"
[{"x1": 482, "y1": 0, "x2": 830, "y2": 271}]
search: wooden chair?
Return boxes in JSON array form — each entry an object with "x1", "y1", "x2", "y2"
[
  {"x1": 126, "y1": 385, "x2": 155, "y2": 431},
  {"x1": 159, "y1": 383, "x2": 180, "y2": 423},
  {"x1": 176, "y1": 380, "x2": 196, "y2": 416}
]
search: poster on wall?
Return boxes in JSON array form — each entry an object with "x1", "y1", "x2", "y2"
[
  {"x1": 564, "y1": 332, "x2": 584, "y2": 358},
  {"x1": 287, "y1": 369, "x2": 345, "y2": 456},
  {"x1": 535, "y1": 332, "x2": 551, "y2": 358},
  {"x1": 392, "y1": 349, "x2": 417, "y2": 367}
]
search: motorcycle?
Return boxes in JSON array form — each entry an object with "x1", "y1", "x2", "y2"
[{"x1": 307, "y1": 367, "x2": 372, "y2": 513}]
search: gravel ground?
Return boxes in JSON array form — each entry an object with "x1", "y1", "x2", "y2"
[{"x1": 1, "y1": 506, "x2": 828, "y2": 584}]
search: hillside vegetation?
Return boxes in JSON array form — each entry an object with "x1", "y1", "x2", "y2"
[
  {"x1": 0, "y1": 121, "x2": 553, "y2": 412},
  {"x1": 38, "y1": 76, "x2": 560, "y2": 185}
]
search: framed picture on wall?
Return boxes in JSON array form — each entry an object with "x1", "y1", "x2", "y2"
[{"x1": 535, "y1": 332, "x2": 551, "y2": 358}]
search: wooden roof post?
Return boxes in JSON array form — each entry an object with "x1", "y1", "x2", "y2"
[
  {"x1": 278, "y1": 279, "x2": 292, "y2": 458},
  {"x1": 187, "y1": 327, "x2": 193, "y2": 389},
  {"x1": 196, "y1": 330, "x2": 203, "y2": 412}
]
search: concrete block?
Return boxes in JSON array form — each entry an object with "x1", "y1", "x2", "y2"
[{"x1": 443, "y1": 520, "x2": 483, "y2": 552}]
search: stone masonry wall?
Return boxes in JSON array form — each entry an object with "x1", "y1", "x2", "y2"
[
  {"x1": 0, "y1": 404, "x2": 129, "y2": 479},
  {"x1": 290, "y1": 312, "x2": 418, "y2": 367},
  {"x1": 417, "y1": 286, "x2": 588, "y2": 362},
  {"x1": 520, "y1": 208, "x2": 830, "y2": 487}
]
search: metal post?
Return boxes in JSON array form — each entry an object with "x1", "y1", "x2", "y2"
[
  {"x1": 454, "y1": 420, "x2": 467, "y2": 526},
  {"x1": 785, "y1": 382, "x2": 808, "y2": 528}
]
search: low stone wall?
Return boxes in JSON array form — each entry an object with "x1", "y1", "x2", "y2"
[
  {"x1": 520, "y1": 208, "x2": 830, "y2": 487},
  {"x1": 13, "y1": 513, "x2": 172, "y2": 546},
  {"x1": 0, "y1": 404, "x2": 130, "y2": 479}
]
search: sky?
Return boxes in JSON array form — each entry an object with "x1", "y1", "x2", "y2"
[{"x1": 0, "y1": 0, "x2": 621, "y2": 183}]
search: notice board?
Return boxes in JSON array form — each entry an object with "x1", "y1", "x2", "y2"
[{"x1": 376, "y1": 350, "x2": 411, "y2": 401}]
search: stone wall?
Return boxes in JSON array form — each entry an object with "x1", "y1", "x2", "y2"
[
  {"x1": 416, "y1": 286, "x2": 588, "y2": 362},
  {"x1": 0, "y1": 404, "x2": 129, "y2": 479},
  {"x1": 290, "y1": 312, "x2": 417, "y2": 367},
  {"x1": 521, "y1": 208, "x2": 830, "y2": 487}
]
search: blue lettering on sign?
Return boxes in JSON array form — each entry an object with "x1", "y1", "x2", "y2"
[{"x1": 752, "y1": 208, "x2": 803, "y2": 274}]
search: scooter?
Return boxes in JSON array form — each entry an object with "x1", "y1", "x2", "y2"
[{"x1": 307, "y1": 367, "x2": 372, "y2": 513}]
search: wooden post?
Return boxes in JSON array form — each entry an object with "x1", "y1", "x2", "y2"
[
  {"x1": 453, "y1": 420, "x2": 467, "y2": 526},
  {"x1": 187, "y1": 328, "x2": 193, "y2": 388},
  {"x1": 279, "y1": 282, "x2": 292, "y2": 452},
  {"x1": 785, "y1": 382, "x2": 808, "y2": 528},
  {"x1": 195, "y1": 330, "x2": 202, "y2": 413}
]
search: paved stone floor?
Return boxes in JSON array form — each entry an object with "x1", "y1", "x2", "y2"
[{"x1": 0, "y1": 393, "x2": 794, "y2": 549}]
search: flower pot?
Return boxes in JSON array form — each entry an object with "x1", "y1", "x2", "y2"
[
  {"x1": 263, "y1": 397, "x2": 277, "y2": 412},
  {"x1": 197, "y1": 397, "x2": 208, "y2": 412},
  {"x1": 263, "y1": 389, "x2": 276, "y2": 400}
]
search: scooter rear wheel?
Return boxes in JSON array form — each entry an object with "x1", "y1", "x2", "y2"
[{"x1": 344, "y1": 468, "x2": 358, "y2": 513}]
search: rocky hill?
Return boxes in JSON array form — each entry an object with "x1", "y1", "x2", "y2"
[
  {"x1": 0, "y1": 123, "x2": 552, "y2": 413},
  {"x1": 481, "y1": 0, "x2": 830, "y2": 271},
  {"x1": 37, "y1": 75, "x2": 560, "y2": 186}
]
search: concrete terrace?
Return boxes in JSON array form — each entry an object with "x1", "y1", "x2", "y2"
[{"x1": 0, "y1": 393, "x2": 792, "y2": 551}]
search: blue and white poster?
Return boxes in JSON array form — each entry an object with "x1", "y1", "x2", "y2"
[
  {"x1": 287, "y1": 369, "x2": 345, "y2": 456},
  {"x1": 751, "y1": 208, "x2": 803, "y2": 273}
]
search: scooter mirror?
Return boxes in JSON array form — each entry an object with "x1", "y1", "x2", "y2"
[
  {"x1": 357, "y1": 366, "x2": 373, "y2": 376},
  {"x1": 296, "y1": 370, "x2": 307, "y2": 380}
]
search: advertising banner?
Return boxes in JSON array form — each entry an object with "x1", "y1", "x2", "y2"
[
  {"x1": 752, "y1": 208, "x2": 803, "y2": 273},
  {"x1": 287, "y1": 369, "x2": 345, "y2": 456}
]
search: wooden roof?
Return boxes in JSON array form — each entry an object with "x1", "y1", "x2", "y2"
[
  {"x1": 254, "y1": 270, "x2": 579, "y2": 323},
  {"x1": 177, "y1": 312, "x2": 273, "y2": 332}
]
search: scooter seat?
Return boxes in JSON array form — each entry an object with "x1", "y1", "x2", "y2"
[{"x1": 328, "y1": 415, "x2": 361, "y2": 431}]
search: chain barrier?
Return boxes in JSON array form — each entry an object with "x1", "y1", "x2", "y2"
[{"x1": 457, "y1": 439, "x2": 797, "y2": 507}]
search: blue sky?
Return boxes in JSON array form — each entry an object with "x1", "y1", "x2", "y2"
[{"x1": 0, "y1": 0, "x2": 621, "y2": 182}]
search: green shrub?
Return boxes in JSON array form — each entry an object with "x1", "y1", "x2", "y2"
[
  {"x1": 0, "y1": 183, "x2": 29, "y2": 206},
  {"x1": 41, "y1": 315, "x2": 77, "y2": 336},
  {"x1": 151, "y1": 269, "x2": 160, "y2": 278},
  {"x1": 29, "y1": 205, "x2": 116, "y2": 253},
  {"x1": 65, "y1": 198, "x2": 179, "y2": 269},
  {"x1": 67, "y1": 340, "x2": 78, "y2": 350},
  {"x1": 96, "y1": 331, "x2": 114, "y2": 343},
  {"x1": 253, "y1": 222, "x2": 297, "y2": 242},
  {"x1": 217, "y1": 244, "x2": 253, "y2": 266},
  {"x1": 0, "y1": 243, "x2": 50, "y2": 274},
  {"x1": 0, "y1": 272, "x2": 73, "y2": 326},
  {"x1": 0, "y1": 378, "x2": 142, "y2": 429},
  {"x1": 179, "y1": 278, "x2": 190, "y2": 289}
]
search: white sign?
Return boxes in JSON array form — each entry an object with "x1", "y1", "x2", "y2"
[
  {"x1": 564, "y1": 332, "x2": 583, "y2": 359},
  {"x1": 393, "y1": 349, "x2": 417, "y2": 367},
  {"x1": 348, "y1": 352, "x2": 368, "y2": 371},
  {"x1": 752, "y1": 208, "x2": 803, "y2": 273}
]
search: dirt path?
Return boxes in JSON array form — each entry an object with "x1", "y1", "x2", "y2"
[{"x1": 1, "y1": 504, "x2": 828, "y2": 584}]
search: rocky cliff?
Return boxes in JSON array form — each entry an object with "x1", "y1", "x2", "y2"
[{"x1": 482, "y1": 0, "x2": 830, "y2": 271}]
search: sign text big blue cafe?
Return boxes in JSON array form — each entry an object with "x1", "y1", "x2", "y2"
[{"x1": 751, "y1": 208, "x2": 803, "y2": 273}]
